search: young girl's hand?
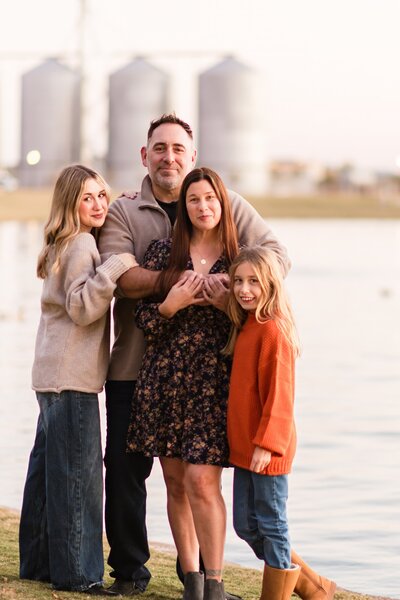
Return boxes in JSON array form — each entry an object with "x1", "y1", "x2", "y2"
[{"x1": 250, "y1": 446, "x2": 272, "y2": 473}]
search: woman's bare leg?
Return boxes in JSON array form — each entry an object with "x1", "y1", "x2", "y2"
[
  {"x1": 184, "y1": 464, "x2": 226, "y2": 581},
  {"x1": 160, "y1": 457, "x2": 200, "y2": 574}
]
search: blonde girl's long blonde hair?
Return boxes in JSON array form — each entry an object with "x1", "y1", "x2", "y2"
[
  {"x1": 225, "y1": 246, "x2": 300, "y2": 357},
  {"x1": 37, "y1": 164, "x2": 111, "y2": 279}
]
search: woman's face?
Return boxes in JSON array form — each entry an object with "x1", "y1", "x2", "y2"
[
  {"x1": 78, "y1": 178, "x2": 108, "y2": 232},
  {"x1": 185, "y1": 179, "x2": 222, "y2": 232}
]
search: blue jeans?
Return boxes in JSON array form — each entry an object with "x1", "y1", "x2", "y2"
[
  {"x1": 233, "y1": 467, "x2": 291, "y2": 569},
  {"x1": 19, "y1": 391, "x2": 104, "y2": 591}
]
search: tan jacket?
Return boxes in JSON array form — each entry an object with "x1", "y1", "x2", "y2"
[
  {"x1": 32, "y1": 232, "x2": 136, "y2": 393},
  {"x1": 98, "y1": 175, "x2": 291, "y2": 381}
]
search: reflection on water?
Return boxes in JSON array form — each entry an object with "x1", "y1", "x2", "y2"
[{"x1": 0, "y1": 219, "x2": 399, "y2": 598}]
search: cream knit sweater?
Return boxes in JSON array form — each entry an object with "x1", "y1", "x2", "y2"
[{"x1": 32, "y1": 232, "x2": 136, "y2": 393}]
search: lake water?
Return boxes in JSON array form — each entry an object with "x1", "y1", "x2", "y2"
[{"x1": 0, "y1": 219, "x2": 399, "y2": 598}]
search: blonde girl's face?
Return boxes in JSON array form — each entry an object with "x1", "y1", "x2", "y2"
[
  {"x1": 233, "y1": 261, "x2": 263, "y2": 312},
  {"x1": 78, "y1": 178, "x2": 109, "y2": 232}
]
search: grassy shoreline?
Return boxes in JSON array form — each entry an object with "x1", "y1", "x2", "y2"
[
  {"x1": 0, "y1": 508, "x2": 394, "y2": 600},
  {"x1": 1, "y1": 189, "x2": 400, "y2": 221}
]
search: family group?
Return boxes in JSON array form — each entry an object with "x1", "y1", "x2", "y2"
[{"x1": 19, "y1": 114, "x2": 336, "y2": 600}]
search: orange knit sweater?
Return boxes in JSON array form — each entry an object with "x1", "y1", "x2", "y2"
[{"x1": 227, "y1": 314, "x2": 297, "y2": 475}]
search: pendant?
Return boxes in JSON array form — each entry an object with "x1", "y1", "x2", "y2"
[{"x1": 200, "y1": 259, "x2": 207, "y2": 265}]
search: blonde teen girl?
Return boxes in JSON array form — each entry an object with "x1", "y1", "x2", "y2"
[
  {"x1": 19, "y1": 165, "x2": 136, "y2": 595},
  {"x1": 226, "y1": 247, "x2": 336, "y2": 600}
]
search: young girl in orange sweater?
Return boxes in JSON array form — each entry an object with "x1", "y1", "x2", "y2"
[{"x1": 226, "y1": 246, "x2": 301, "y2": 600}]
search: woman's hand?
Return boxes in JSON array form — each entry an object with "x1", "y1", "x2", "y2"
[
  {"x1": 250, "y1": 446, "x2": 272, "y2": 473},
  {"x1": 202, "y1": 273, "x2": 230, "y2": 311},
  {"x1": 158, "y1": 272, "x2": 205, "y2": 318}
]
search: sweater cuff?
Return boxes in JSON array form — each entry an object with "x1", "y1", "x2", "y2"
[
  {"x1": 116, "y1": 252, "x2": 139, "y2": 270},
  {"x1": 99, "y1": 253, "x2": 138, "y2": 282},
  {"x1": 252, "y1": 415, "x2": 292, "y2": 457}
]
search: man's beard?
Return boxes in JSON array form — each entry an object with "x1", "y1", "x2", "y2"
[{"x1": 154, "y1": 171, "x2": 182, "y2": 191}]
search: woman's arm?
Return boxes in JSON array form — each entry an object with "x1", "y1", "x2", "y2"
[
  {"x1": 64, "y1": 234, "x2": 136, "y2": 326},
  {"x1": 136, "y1": 274, "x2": 204, "y2": 337}
]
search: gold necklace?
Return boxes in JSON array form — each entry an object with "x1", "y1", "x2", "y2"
[{"x1": 191, "y1": 245, "x2": 219, "y2": 265}]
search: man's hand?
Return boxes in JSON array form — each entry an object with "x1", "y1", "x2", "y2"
[
  {"x1": 250, "y1": 446, "x2": 272, "y2": 473},
  {"x1": 202, "y1": 273, "x2": 230, "y2": 312},
  {"x1": 159, "y1": 273, "x2": 205, "y2": 318}
]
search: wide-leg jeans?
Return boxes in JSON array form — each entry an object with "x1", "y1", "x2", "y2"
[
  {"x1": 233, "y1": 466, "x2": 291, "y2": 569},
  {"x1": 19, "y1": 390, "x2": 104, "y2": 591}
]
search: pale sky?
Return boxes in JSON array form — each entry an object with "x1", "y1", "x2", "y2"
[{"x1": 1, "y1": 0, "x2": 400, "y2": 171}]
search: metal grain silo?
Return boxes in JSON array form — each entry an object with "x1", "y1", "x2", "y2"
[
  {"x1": 19, "y1": 58, "x2": 80, "y2": 187},
  {"x1": 198, "y1": 57, "x2": 268, "y2": 196},
  {"x1": 107, "y1": 58, "x2": 169, "y2": 189}
]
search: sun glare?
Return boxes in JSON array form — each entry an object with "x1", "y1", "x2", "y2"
[{"x1": 26, "y1": 150, "x2": 41, "y2": 166}]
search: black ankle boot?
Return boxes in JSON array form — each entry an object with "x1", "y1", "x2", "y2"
[
  {"x1": 204, "y1": 579, "x2": 225, "y2": 600},
  {"x1": 183, "y1": 571, "x2": 204, "y2": 600}
]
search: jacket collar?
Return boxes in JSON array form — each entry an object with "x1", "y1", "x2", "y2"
[{"x1": 140, "y1": 175, "x2": 157, "y2": 205}]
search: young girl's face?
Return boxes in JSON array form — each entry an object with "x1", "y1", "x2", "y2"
[
  {"x1": 78, "y1": 178, "x2": 108, "y2": 232},
  {"x1": 233, "y1": 261, "x2": 263, "y2": 312}
]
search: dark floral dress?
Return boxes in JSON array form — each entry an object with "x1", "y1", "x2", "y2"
[{"x1": 126, "y1": 238, "x2": 232, "y2": 466}]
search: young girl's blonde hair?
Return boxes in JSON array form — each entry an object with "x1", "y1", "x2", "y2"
[
  {"x1": 225, "y1": 246, "x2": 300, "y2": 356},
  {"x1": 37, "y1": 164, "x2": 110, "y2": 279}
]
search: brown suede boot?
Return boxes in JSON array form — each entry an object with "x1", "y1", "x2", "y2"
[
  {"x1": 260, "y1": 564, "x2": 301, "y2": 600},
  {"x1": 183, "y1": 571, "x2": 204, "y2": 600},
  {"x1": 291, "y1": 550, "x2": 336, "y2": 600}
]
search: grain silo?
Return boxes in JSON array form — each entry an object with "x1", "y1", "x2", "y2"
[
  {"x1": 19, "y1": 58, "x2": 81, "y2": 187},
  {"x1": 107, "y1": 57, "x2": 169, "y2": 190},
  {"x1": 198, "y1": 57, "x2": 268, "y2": 196}
]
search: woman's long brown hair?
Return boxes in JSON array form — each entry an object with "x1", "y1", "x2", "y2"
[{"x1": 158, "y1": 167, "x2": 239, "y2": 298}]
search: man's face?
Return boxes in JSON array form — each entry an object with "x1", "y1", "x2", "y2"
[{"x1": 141, "y1": 123, "x2": 197, "y2": 196}]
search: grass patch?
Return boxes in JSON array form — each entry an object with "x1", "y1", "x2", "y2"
[
  {"x1": 248, "y1": 193, "x2": 400, "y2": 219},
  {"x1": 0, "y1": 508, "x2": 392, "y2": 600},
  {"x1": 1, "y1": 189, "x2": 400, "y2": 222}
]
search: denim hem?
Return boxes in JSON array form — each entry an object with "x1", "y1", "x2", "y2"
[{"x1": 53, "y1": 579, "x2": 104, "y2": 592}]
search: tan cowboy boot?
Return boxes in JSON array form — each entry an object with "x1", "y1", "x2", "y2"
[
  {"x1": 260, "y1": 564, "x2": 301, "y2": 600},
  {"x1": 291, "y1": 550, "x2": 336, "y2": 600}
]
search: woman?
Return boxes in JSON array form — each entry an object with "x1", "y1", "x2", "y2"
[
  {"x1": 19, "y1": 165, "x2": 135, "y2": 594},
  {"x1": 126, "y1": 167, "x2": 337, "y2": 600},
  {"x1": 126, "y1": 167, "x2": 238, "y2": 600}
]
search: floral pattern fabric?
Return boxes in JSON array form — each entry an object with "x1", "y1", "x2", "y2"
[{"x1": 126, "y1": 238, "x2": 232, "y2": 466}]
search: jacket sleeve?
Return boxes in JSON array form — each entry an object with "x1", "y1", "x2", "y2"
[
  {"x1": 252, "y1": 327, "x2": 295, "y2": 455},
  {"x1": 98, "y1": 197, "x2": 139, "y2": 263},
  {"x1": 134, "y1": 239, "x2": 179, "y2": 340},
  {"x1": 64, "y1": 234, "x2": 136, "y2": 326},
  {"x1": 228, "y1": 190, "x2": 291, "y2": 277}
]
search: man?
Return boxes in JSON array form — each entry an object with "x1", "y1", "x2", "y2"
[{"x1": 98, "y1": 114, "x2": 290, "y2": 597}]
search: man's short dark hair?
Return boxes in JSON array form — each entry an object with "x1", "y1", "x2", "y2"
[{"x1": 147, "y1": 113, "x2": 193, "y2": 141}]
